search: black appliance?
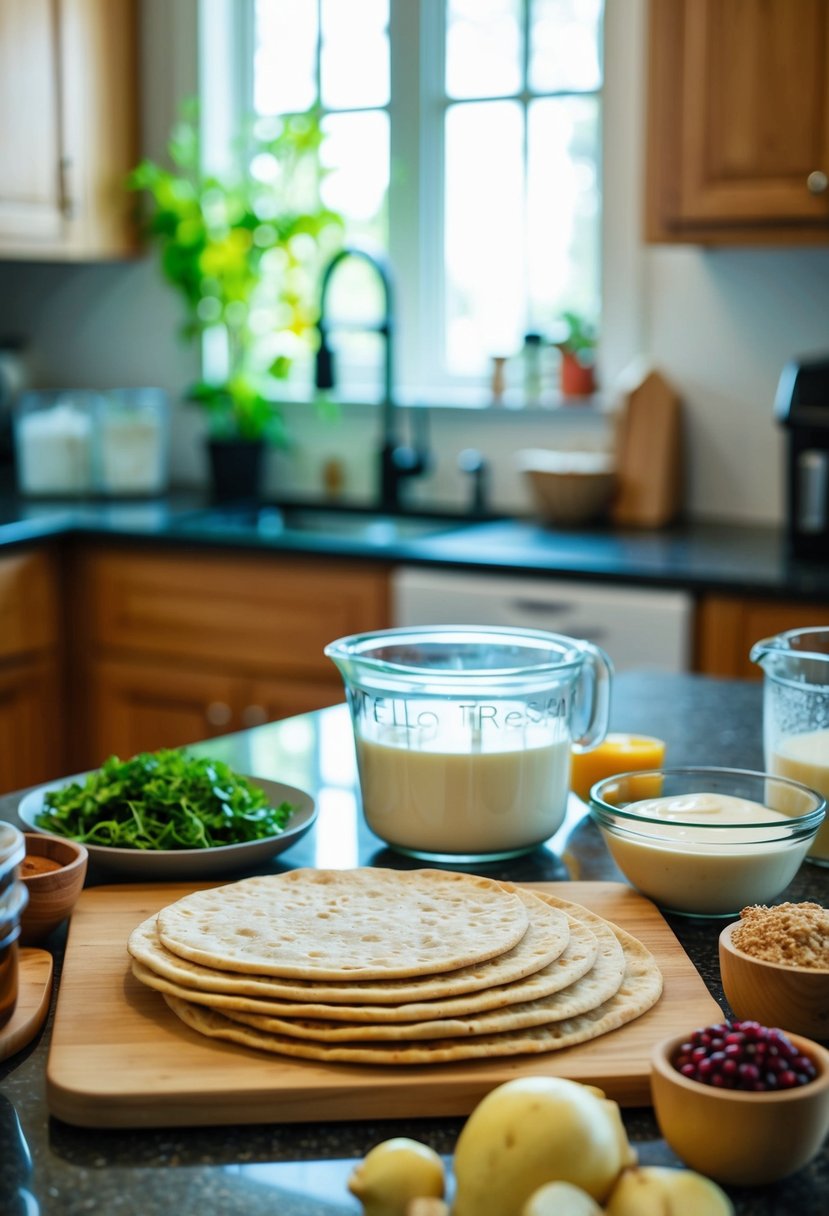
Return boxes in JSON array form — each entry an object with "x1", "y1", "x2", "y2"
[{"x1": 775, "y1": 355, "x2": 829, "y2": 559}]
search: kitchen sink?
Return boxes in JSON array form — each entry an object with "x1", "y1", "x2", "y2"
[{"x1": 171, "y1": 505, "x2": 467, "y2": 544}]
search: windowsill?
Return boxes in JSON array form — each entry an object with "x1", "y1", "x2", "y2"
[{"x1": 274, "y1": 383, "x2": 613, "y2": 415}]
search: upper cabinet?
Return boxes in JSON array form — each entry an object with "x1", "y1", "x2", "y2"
[
  {"x1": 646, "y1": 0, "x2": 829, "y2": 245},
  {"x1": 0, "y1": 0, "x2": 139, "y2": 260}
]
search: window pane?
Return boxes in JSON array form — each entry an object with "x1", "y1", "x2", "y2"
[
  {"x1": 319, "y1": 110, "x2": 390, "y2": 397},
  {"x1": 253, "y1": 0, "x2": 318, "y2": 115},
  {"x1": 321, "y1": 0, "x2": 389, "y2": 110},
  {"x1": 530, "y1": 0, "x2": 603, "y2": 93},
  {"x1": 446, "y1": 0, "x2": 522, "y2": 99},
  {"x1": 320, "y1": 110, "x2": 389, "y2": 241},
  {"x1": 527, "y1": 95, "x2": 600, "y2": 327},
  {"x1": 445, "y1": 100, "x2": 525, "y2": 374}
]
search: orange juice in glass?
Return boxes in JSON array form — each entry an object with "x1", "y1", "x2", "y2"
[{"x1": 570, "y1": 733, "x2": 666, "y2": 803}]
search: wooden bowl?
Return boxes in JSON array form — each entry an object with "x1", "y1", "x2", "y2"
[
  {"x1": 719, "y1": 920, "x2": 829, "y2": 1041},
  {"x1": 516, "y1": 449, "x2": 616, "y2": 526},
  {"x1": 651, "y1": 1031, "x2": 829, "y2": 1185},
  {"x1": 20, "y1": 834, "x2": 87, "y2": 945}
]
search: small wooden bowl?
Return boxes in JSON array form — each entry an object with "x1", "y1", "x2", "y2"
[
  {"x1": 20, "y1": 834, "x2": 88, "y2": 945},
  {"x1": 651, "y1": 1031, "x2": 829, "y2": 1185},
  {"x1": 719, "y1": 920, "x2": 829, "y2": 1041}
]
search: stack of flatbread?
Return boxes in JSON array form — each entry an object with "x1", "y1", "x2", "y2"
[{"x1": 128, "y1": 867, "x2": 663, "y2": 1065}]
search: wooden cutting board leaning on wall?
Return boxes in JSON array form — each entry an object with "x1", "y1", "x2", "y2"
[{"x1": 611, "y1": 366, "x2": 684, "y2": 528}]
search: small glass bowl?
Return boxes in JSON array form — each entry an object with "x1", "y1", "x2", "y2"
[{"x1": 589, "y1": 766, "x2": 825, "y2": 917}]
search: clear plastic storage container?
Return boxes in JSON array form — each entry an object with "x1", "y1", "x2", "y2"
[
  {"x1": 14, "y1": 390, "x2": 97, "y2": 496},
  {"x1": 95, "y1": 388, "x2": 169, "y2": 497}
]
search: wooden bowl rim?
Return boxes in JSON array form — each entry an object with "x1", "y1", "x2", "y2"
[
  {"x1": 652, "y1": 1030, "x2": 829, "y2": 1105},
  {"x1": 21, "y1": 832, "x2": 88, "y2": 884},
  {"x1": 719, "y1": 919, "x2": 829, "y2": 979}
]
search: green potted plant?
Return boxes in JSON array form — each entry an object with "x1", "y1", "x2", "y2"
[
  {"x1": 128, "y1": 104, "x2": 341, "y2": 501},
  {"x1": 552, "y1": 310, "x2": 598, "y2": 399}
]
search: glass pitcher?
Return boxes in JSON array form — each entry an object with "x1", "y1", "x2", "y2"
[
  {"x1": 750, "y1": 626, "x2": 829, "y2": 866},
  {"x1": 325, "y1": 625, "x2": 612, "y2": 862}
]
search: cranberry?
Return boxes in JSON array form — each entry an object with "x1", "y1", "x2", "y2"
[{"x1": 672, "y1": 1020, "x2": 818, "y2": 1092}]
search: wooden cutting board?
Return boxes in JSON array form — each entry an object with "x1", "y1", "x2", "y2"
[
  {"x1": 46, "y1": 881, "x2": 721, "y2": 1128},
  {"x1": 611, "y1": 366, "x2": 683, "y2": 528}
]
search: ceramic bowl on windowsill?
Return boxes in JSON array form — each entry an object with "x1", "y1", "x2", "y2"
[{"x1": 515, "y1": 449, "x2": 616, "y2": 527}]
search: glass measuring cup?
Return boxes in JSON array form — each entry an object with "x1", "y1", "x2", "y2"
[
  {"x1": 751, "y1": 626, "x2": 829, "y2": 866},
  {"x1": 325, "y1": 625, "x2": 612, "y2": 862}
]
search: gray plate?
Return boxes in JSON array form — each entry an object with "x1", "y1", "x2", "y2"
[{"x1": 18, "y1": 775, "x2": 316, "y2": 880}]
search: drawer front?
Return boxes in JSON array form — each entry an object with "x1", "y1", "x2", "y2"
[
  {"x1": 83, "y1": 549, "x2": 390, "y2": 676},
  {"x1": 0, "y1": 548, "x2": 59, "y2": 660}
]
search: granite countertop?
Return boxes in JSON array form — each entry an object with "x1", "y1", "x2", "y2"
[
  {"x1": 1, "y1": 672, "x2": 827, "y2": 1215},
  {"x1": 0, "y1": 492, "x2": 826, "y2": 599}
]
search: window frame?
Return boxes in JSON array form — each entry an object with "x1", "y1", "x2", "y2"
[{"x1": 203, "y1": 0, "x2": 604, "y2": 399}]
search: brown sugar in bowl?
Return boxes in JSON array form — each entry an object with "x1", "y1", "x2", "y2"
[
  {"x1": 20, "y1": 833, "x2": 87, "y2": 945},
  {"x1": 719, "y1": 919, "x2": 829, "y2": 1042},
  {"x1": 651, "y1": 1030, "x2": 829, "y2": 1186}
]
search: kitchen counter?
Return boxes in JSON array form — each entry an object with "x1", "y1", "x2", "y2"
[
  {"x1": 1, "y1": 671, "x2": 827, "y2": 1215},
  {"x1": 0, "y1": 493, "x2": 827, "y2": 599}
]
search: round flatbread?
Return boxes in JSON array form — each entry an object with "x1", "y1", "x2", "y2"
[
  {"x1": 130, "y1": 914, "x2": 597, "y2": 1022},
  {"x1": 162, "y1": 924, "x2": 662, "y2": 1065},
  {"x1": 211, "y1": 919, "x2": 625, "y2": 1041},
  {"x1": 129, "y1": 888, "x2": 578, "y2": 1006},
  {"x1": 155, "y1": 868, "x2": 531, "y2": 980}
]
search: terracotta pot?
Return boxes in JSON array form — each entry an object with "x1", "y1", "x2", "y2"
[
  {"x1": 560, "y1": 352, "x2": 596, "y2": 398},
  {"x1": 207, "y1": 438, "x2": 266, "y2": 505}
]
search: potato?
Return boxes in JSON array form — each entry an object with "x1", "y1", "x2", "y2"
[
  {"x1": 521, "y1": 1180, "x2": 604, "y2": 1216},
  {"x1": 348, "y1": 1137, "x2": 445, "y2": 1216},
  {"x1": 605, "y1": 1166, "x2": 734, "y2": 1215},
  {"x1": 451, "y1": 1076, "x2": 636, "y2": 1216}
]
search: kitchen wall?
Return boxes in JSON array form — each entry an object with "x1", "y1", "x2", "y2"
[{"x1": 3, "y1": 0, "x2": 829, "y2": 524}]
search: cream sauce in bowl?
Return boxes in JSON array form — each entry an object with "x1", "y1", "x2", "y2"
[{"x1": 598, "y1": 791, "x2": 815, "y2": 917}]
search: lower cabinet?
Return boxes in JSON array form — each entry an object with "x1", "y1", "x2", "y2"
[
  {"x1": 87, "y1": 657, "x2": 346, "y2": 763},
  {"x1": 695, "y1": 594, "x2": 829, "y2": 679},
  {"x1": 76, "y1": 546, "x2": 390, "y2": 764},
  {"x1": 0, "y1": 655, "x2": 63, "y2": 791},
  {"x1": 0, "y1": 547, "x2": 63, "y2": 793}
]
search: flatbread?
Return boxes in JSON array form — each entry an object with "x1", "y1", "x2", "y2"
[
  {"x1": 207, "y1": 920, "x2": 625, "y2": 1041},
  {"x1": 129, "y1": 888, "x2": 578, "y2": 1006},
  {"x1": 155, "y1": 868, "x2": 531, "y2": 980},
  {"x1": 130, "y1": 914, "x2": 597, "y2": 1022},
  {"x1": 162, "y1": 924, "x2": 662, "y2": 1065}
]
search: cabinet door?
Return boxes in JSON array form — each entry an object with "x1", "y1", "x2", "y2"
[
  {"x1": 239, "y1": 676, "x2": 345, "y2": 730},
  {"x1": 0, "y1": 0, "x2": 66, "y2": 245},
  {"x1": 86, "y1": 657, "x2": 240, "y2": 766},
  {"x1": 647, "y1": 0, "x2": 829, "y2": 243},
  {"x1": 695, "y1": 595, "x2": 829, "y2": 679},
  {"x1": 0, "y1": 0, "x2": 138, "y2": 259},
  {"x1": 0, "y1": 657, "x2": 63, "y2": 793},
  {"x1": 83, "y1": 549, "x2": 390, "y2": 679}
]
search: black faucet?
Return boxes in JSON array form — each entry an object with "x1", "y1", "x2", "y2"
[{"x1": 314, "y1": 245, "x2": 430, "y2": 512}]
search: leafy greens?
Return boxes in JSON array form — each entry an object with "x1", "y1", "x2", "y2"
[{"x1": 35, "y1": 750, "x2": 294, "y2": 851}]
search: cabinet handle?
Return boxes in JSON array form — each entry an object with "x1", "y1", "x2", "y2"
[
  {"x1": 511, "y1": 598, "x2": 571, "y2": 616},
  {"x1": 59, "y1": 157, "x2": 76, "y2": 218},
  {"x1": 807, "y1": 170, "x2": 828, "y2": 195},
  {"x1": 240, "y1": 704, "x2": 269, "y2": 728},
  {"x1": 205, "y1": 700, "x2": 232, "y2": 726}
]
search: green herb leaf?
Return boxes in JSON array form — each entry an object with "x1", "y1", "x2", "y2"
[{"x1": 35, "y1": 751, "x2": 294, "y2": 851}]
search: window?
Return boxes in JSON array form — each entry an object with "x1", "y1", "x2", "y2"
[{"x1": 233, "y1": 0, "x2": 603, "y2": 398}]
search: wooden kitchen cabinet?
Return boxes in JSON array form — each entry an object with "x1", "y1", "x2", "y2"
[
  {"x1": 0, "y1": 548, "x2": 64, "y2": 792},
  {"x1": 74, "y1": 546, "x2": 390, "y2": 764},
  {"x1": 695, "y1": 594, "x2": 829, "y2": 679},
  {"x1": 646, "y1": 0, "x2": 829, "y2": 245},
  {"x1": 0, "y1": 0, "x2": 139, "y2": 260}
]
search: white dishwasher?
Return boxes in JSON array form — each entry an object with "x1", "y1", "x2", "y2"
[{"x1": 392, "y1": 567, "x2": 693, "y2": 673}]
